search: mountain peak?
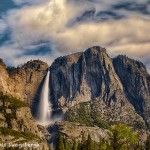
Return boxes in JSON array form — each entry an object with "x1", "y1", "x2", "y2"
[
  {"x1": 85, "y1": 46, "x2": 106, "y2": 55},
  {"x1": 49, "y1": 46, "x2": 147, "y2": 128},
  {"x1": 114, "y1": 55, "x2": 147, "y2": 73},
  {"x1": 52, "y1": 46, "x2": 106, "y2": 67},
  {"x1": 0, "y1": 58, "x2": 7, "y2": 68}
]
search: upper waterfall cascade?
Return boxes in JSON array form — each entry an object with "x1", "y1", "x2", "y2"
[{"x1": 38, "y1": 70, "x2": 51, "y2": 125}]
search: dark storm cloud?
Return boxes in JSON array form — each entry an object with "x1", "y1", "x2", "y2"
[
  {"x1": 96, "y1": 11, "x2": 125, "y2": 20},
  {"x1": 77, "y1": 10, "x2": 96, "y2": 21},
  {"x1": 23, "y1": 43, "x2": 52, "y2": 56},
  {"x1": 67, "y1": 0, "x2": 150, "y2": 24},
  {"x1": 76, "y1": 10, "x2": 125, "y2": 22},
  {"x1": 112, "y1": 2, "x2": 150, "y2": 15}
]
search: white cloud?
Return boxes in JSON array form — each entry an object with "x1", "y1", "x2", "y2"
[
  {"x1": 12, "y1": 0, "x2": 47, "y2": 5},
  {"x1": 1, "y1": 0, "x2": 150, "y2": 73},
  {"x1": 0, "y1": 43, "x2": 63, "y2": 66},
  {"x1": 0, "y1": 20, "x2": 7, "y2": 34}
]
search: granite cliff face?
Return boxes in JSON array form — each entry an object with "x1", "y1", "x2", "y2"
[
  {"x1": 0, "y1": 46, "x2": 150, "y2": 141},
  {"x1": 0, "y1": 93, "x2": 49, "y2": 150},
  {"x1": 49, "y1": 46, "x2": 149, "y2": 128},
  {"x1": 113, "y1": 55, "x2": 150, "y2": 127},
  {"x1": 50, "y1": 47, "x2": 124, "y2": 108},
  {"x1": 0, "y1": 59, "x2": 49, "y2": 149},
  {"x1": 6, "y1": 60, "x2": 48, "y2": 104}
]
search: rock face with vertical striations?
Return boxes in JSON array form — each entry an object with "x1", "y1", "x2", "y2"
[
  {"x1": 49, "y1": 46, "x2": 149, "y2": 128},
  {"x1": 50, "y1": 47, "x2": 123, "y2": 108},
  {"x1": 0, "y1": 59, "x2": 49, "y2": 149},
  {"x1": 113, "y1": 55, "x2": 150, "y2": 127},
  {"x1": 0, "y1": 46, "x2": 150, "y2": 131},
  {"x1": 7, "y1": 60, "x2": 48, "y2": 104}
]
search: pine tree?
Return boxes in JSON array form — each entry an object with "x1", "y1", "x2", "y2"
[
  {"x1": 72, "y1": 139, "x2": 78, "y2": 150},
  {"x1": 93, "y1": 141, "x2": 98, "y2": 150},
  {"x1": 49, "y1": 145, "x2": 53, "y2": 150},
  {"x1": 79, "y1": 132, "x2": 86, "y2": 150},
  {"x1": 64, "y1": 136, "x2": 71, "y2": 150},
  {"x1": 98, "y1": 138, "x2": 108, "y2": 150},
  {"x1": 55, "y1": 132, "x2": 64, "y2": 150},
  {"x1": 86, "y1": 134, "x2": 94, "y2": 150},
  {"x1": 77, "y1": 142, "x2": 82, "y2": 150},
  {"x1": 81, "y1": 132, "x2": 86, "y2": 144},
  {"x1": 108, "y1": 123, "x2": 138, "y2": 150},
  {"x1": 145, "y1": 137, "x2": 150, "y2": 150}
]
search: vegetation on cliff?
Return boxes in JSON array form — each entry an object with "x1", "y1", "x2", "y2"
[
  {"x1": 0, "y1": 127, "x2": 39, "y2": 140},
  {"x1": 65, "y1": 101, "x2": 145, "y2": 129},
  {"x1": 0, "y1": 92, "x2": 48, "y2": 149},
  {"x1": 0, "y1": 92, "x2": 28, "y2": 109},
  {"x1": 55, "y1": 123, "x2": 150, "y2": 150},
  {"x1": 65, "y1": 101, "x2": 109, "y2": 128}
]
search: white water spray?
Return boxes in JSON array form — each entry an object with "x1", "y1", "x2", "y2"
[
  {"x1": 38, "y1": 70, "x2": 51, "y2": 125},
  {"x1": 36, "y1": 70, "x2": 64, "y2": 126}
]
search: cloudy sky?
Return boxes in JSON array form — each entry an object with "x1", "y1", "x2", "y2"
[{"x1": 0, "y1": 0, "x2": 150, "y2": 72}]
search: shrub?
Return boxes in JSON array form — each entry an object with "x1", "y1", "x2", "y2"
[
  {"x1": 0, "y1": 92, "x2": 28, "y2": 109},
  {"x1": 0, "y1": 127, "x2": 39, "y2": 140}
]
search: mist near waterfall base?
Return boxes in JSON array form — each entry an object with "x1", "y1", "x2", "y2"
[{"x1": 32, "y1": 70, "x2": 63, "y2": 126}]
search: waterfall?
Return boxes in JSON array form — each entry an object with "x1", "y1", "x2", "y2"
[
  {"x1": 38, "y1": 70, "x2": 51, "y2": 125},
  {"x1": 33, "y1": 69, "x2": 64, "y2": 126}
]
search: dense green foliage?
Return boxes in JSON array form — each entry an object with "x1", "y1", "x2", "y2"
[
  {"x1": 55, "y1": 132, "x2": 65, "y2": 150},
  {"x1": 65, "y1": 102, "x2": 109, "y2": 128},
  {"x1": 65, "y1": 100, "x2": 145, "y2": 130},
  {"x1": 54, "y1": 124, "x2": 148, "y2": 150},
  {"x1": 72, "y1": 140, "x2": 78, "y2": 150},
  {"x1": 64, "y1": 137, "x2": 71, "y2": 150},
  {"x1": 85, "y1": 134, "x2": 95, "y2": 150},
  {"x1": 107, "y1": 124, "x2": 138, "y2": 150}
]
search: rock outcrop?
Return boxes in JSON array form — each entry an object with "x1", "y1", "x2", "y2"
[
  {"x1": 50, "y1": 47, "x2": 124, "y2": 108},
  {"x1": 0, "y1": 93, "x2": 49, "y2": 150},
  {"x1": 0, "y1": 59, "x2": 49, "y2": 149},
  {"x1": 113, "y1": 55, "x2": 150, "y2": 127},
  {"x1": 49, "y1": 46, "x2": 149, "y2": 128},
  {"x1": 0, "y1": 45, "x2": 150, "y2": 144},
  {"x1": 5, "y1": 60, "x2": 48, "y2": 104}
]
